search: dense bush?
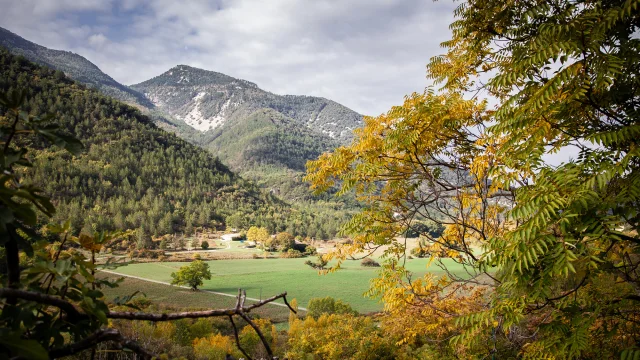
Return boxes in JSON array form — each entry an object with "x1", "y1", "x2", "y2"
[
  {"x1": 306, "y1": 297, "x2": 358, "y2": 320},
  {"x1": 287, "y1": 314, "x2": 396, "y2": 360},
  {"x1": 279, "y1": 249, "x2": 304, "y2": 258},
  {"x1": 201, "y1": 241, "x2": 210, "y2": 250},
  {"x1": 303, "y1": 245, "x2": 317, "y2": 256},
  {"x1": 129, "y1": 249, "x2": 165, "y2": 259},
  {"x1": 361, "y1": 258, "x2": 380, "y2": 267},
  {"x1": 403, "y1": 220, "x2": 445, "y2": 239},
  {"x1": 272, "y1": 231, "x2": 295, "y2": 251}
]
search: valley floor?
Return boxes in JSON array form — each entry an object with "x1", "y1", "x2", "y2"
[{"x1": 102, "y1": 257, "x2": 466, "y2": 314}]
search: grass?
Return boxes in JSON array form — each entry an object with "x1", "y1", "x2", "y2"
[
  {"x1": 98, "y1": 273, "x2": 292, "y2": 322},
  {"x1": 105, "y1": 257, "x2": 467, "y2": 314}
]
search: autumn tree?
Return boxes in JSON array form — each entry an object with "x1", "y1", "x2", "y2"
[
  {"x1": 306, "y1": 0, "x2": 640, "y2": 358},
  {"x1": 268, "y1": 231, "x2": 295, "y2": 251},
  {"x1": 171, "y1": 260, "x2": 212, "y2": 290},
  {"x1": 247, "y1": 226, "x2": 270, "y2": 245},
  {"x1": 306, "y1": 297, "x2": 357, "y2": 320},
  {"x1": 173, "y1": 233, "x2": 186, "y2": 250}
]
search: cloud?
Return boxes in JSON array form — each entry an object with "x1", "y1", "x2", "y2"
[
  {"x1": 87, "y1": 33, "x2": 109, "y2": 48},
  {"x1": 0, "y1": 0, "x2": 456, "y2": 115}
]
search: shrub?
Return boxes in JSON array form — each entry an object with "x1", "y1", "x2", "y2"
[
  {"x1": 201, "y1": 241, "x2": 209, "y2": 250},
  {"x1": 239, "y1": 318, "x2": 276, "y2": 359},
  {"x1": 410, "y1": 239, "x2": 456, "y2": 258},
  {"x1": 303, "y1": 246, "x2": 317, "y2": 256},
  {"x1": 280, "y1": 249, "x2": 304, "y2": 258},
  {"x1": 252, "y1": 253, "x2": 260, "y2": 259},
  {"x1": 193, "y1": 334, "x2": 238, "y2": 360},
  {"x1": 190, "y1": 318, "x2": 215, "y2": 339},
  {"x1": 403, "y1": 220, "x2": 445, "y2": 238},
  {"x1": 307, "y1": 297, "x2": 358, "y2": 320},
  {"x1": 410, "y1": 246, "x2": 428, "y2": 258},
  {"x1": 193, "y1": 253, "x2": 202, "y2": 260},
  {"x1": 273, "y1": 232, "x2": 295, "y2": 251},
  {"x1": 287, "y1": 314, "x2": 395, "y2": 359},
  {"x1": 129, "y1": 249, "x2": 164, "y2": 259},
  {"x1": 361, "y1": 258, "x2": 380, "y2": 267},
  {"x1": 305, "y1": 255, "x2": 328, "y2": 270}
]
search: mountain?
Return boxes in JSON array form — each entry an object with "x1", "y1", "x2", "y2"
[
  {"x1": 0, "y1": 26, "x2": 153, "y2": 108},
  {"x1": 131, "y1": 65, "x2": 362, "y2": 144},
  {"x1": 0, "y1": 27, "x2": 362, "y2": 202},
  {"x1": 207, "y1": 108, "x2": 339, "y2": 172},
  {"x1": 131, "y1": 65, "x2": 363, "y2": 201},
  {"x1": 0, "y1": 48, "x2": 348, "y2": 239}
]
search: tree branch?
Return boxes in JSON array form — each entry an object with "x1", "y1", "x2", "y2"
[
  {"x1": 1, "y1": 288, "x2": 293, "y2": 359},
  {"x1": 0, "y1": 288, "x2": 85, "y2": 322},
  {"x1": 229, "y1": 315, "x2": 252, "y2": 360},
  {"x1": 238, "y1": 312, "x2": 273, "y2": 359}
]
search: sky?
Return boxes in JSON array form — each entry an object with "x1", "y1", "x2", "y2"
[{"x1": 0, "y1": 0, "x2": 457, "y2": 116}]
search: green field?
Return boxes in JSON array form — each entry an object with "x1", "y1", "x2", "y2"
[
  {"x1": 105, "y1": 257, "x2": 465, "y2": 313},
  {"x1": 98, "y1": 273, "x2": 291, "y2": 322}
]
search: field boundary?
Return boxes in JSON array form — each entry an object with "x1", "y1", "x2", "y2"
[{"x1": 100, "y1": 269, "x2": 307, "y2": 311}]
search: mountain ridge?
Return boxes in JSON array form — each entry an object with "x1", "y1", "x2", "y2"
[
  {"x1": 131, "y1": 64, "x2": 363, "y2": 143},
  {"x1": 0, "y1": 26, "x2": 153, "y2": 108},
  {"x1": 0, "y1": 26, "x2": 363, "y2": 200}
]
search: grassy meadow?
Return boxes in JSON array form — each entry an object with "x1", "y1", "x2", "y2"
[{"x1": 104, "y1": 257, "x2": 467, "y2": 314}]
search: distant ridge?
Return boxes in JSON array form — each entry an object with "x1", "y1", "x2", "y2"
[
  {"x1": 0, "y1": 26, "x2": 153, "y2": 108},
  {"x1": 132, "y1": 64, "x2": 363, "y2": 143}
]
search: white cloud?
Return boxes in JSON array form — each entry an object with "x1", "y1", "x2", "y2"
[
  {"x1": 0, "y1": 0, "x2": 456, "y2": 115},
  {"x1": 87, "y1": 33, "x2": 109, "y2": 48}
]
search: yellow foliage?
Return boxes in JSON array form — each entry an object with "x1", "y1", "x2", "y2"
[
  {"x1": 287, "y1": 314, "x2": 395, "y2": 360},
  {"x1": 192, "y1": 334, "x2": 236, "y2": 360}
]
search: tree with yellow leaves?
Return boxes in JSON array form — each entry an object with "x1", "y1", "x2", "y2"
[{"x1": 306, "y1": 0, "x2": 640, "y2": 358}]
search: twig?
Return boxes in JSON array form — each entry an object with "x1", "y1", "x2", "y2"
[
  {"x1": 239, "y1": 312, "x2": 273, "y2": 358},
  {"x1": 229, "y1": 315, "x2": 252, "y2": 360}
]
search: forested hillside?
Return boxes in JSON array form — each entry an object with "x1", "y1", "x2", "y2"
[
  {"x1": 0, "y1": 48, "x2": 345, "y2": 239},
  {"x1": 0, "y1": 29, "x2": 362, "y2": 202},
  {"x1": 0, "y1": 27, "x2": 152, "y2": 108},
  {"x1": 208, "y1": 108, "x2": 338, "y2": 172}
]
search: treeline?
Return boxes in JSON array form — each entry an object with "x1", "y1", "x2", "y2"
[{"x1": 0, "y1": 48, "x2": 345, "y2": 240}]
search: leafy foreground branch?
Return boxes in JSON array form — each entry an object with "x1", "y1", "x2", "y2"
[{"x1": 0, "y1": 287, "x2": 295, "y2": 359}]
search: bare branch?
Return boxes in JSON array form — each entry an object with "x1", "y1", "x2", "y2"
[
  {"x1": 108, "y1": 308, "x2": 238, "y2": 321},
  {"x1": 229, "y1": 315, "x2": 253, "y2": 360},
  {"x1": 238, "y1": 312, "x2": 273, "y2": 358},
  {"x1": 1, "y1": 288, "x2": 288, "y2": 359},
  {"x1": 243, "y1": 291, "x2": 297, "y2": 314}
]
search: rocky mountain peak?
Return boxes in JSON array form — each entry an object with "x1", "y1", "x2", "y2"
[{"x1": 131, "y1": 65, "x2": 362, "y2": 142}]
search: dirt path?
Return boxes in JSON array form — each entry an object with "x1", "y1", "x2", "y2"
[{"x1": 99, "y1": 269, "x2": 307, "y2": 311}]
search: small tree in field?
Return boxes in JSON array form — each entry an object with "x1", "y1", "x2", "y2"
[
  {"x1": 201, "y1": 240, "x2": 210, "y2": 250},
  {"x1": 171, "y1": 260, "x2": 212, "y2": 290},
  {"x1": 272, "y1": 232, "x2": 295, "y2": 251}
]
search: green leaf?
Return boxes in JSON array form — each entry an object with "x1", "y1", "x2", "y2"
[{"x1": 0, "y1": 335, "x2": 49, "y2": 360}]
